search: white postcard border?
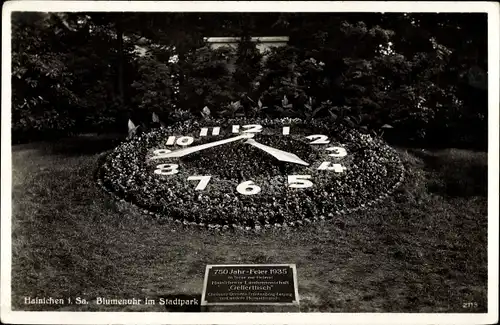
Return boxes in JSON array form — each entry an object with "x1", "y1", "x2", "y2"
[{"x1": 1, "y1": 2, "x2": 498, "y2": 325}]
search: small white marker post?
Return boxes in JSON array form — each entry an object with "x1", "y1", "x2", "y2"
[
  {"x1": 232, "y1": 125, "x2": 240, "y2": 133},
  {"x1": 283, "y1": 126, "x2": 290, "y2": 135}
]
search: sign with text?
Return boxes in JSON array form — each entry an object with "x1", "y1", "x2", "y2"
[{"x1": 201, "y1": 264, "x2": 299, "y2": 305}]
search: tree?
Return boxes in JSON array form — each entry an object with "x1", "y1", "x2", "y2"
[
  {"x1": 11, "y1": 12, "x2": 80, "y2": 140},
  {"x1": 12, "y1": 12, "x2": 487, "y2": 148}
]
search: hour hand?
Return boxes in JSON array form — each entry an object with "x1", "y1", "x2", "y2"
[
  {"x1": 244, "y1": 139, "x2": 309, "y2": 166},
  {"x1": 160, "y1": 133, "x2": 254, "y2": 158}
]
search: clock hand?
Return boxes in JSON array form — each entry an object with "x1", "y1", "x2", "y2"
[
  {"x1": 160, "y1": 133, "x2": 254, "y2": 158},
  {"x1": 244, "y1": 139, "x2": 309, "y2": 166}
]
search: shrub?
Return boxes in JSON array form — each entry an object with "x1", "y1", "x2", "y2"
[
  {"x1": 232, "y1": 35, "x2": 264, "y2": 95},
  {"x1": 177, "y1": 45, "x2": 238, "y2": 115},
  {"x1": 12, "y1": 14, "x2": 487, "y2": 150},
  {"x1": 11, "y1": 13, "x2": 79, "y2": 141},
  {"x1": 131, "y1": 54, "x2": 177, "y2": 115}
]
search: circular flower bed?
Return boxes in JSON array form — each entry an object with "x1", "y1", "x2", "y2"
[{"x1": 97, "y1": 118, "x2": 405, "y2": 229}]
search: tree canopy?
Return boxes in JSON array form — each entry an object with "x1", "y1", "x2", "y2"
[{"x1": 11, "y1": 12, "x2": 487, "y2": 148}]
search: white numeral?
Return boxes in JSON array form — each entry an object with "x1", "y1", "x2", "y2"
[
  {"x1": 166, "y1": 136, "x2": 176, "y2": 145},
  {"x1": 154, "y1": 163, "x2": 179, "y2": 175},
  {"x1": 176, "y1": 136, "x2": 194, "y2": 146},
  {"x1": 151, "y1": 149, "x2": 172, "y2": 160},
  {"x1": 166, "y1": 136, "x2": 194, "y2": 146},
  {"x1": 188, "y1": 175, "x2": 212, "y2": 190},
  {"x1": 317, "y1": 162, "x2": 346, "y2": 173},
  {"x1": 232, "y1": 124, "x2": 263, "y2": 133},
  {"x1": 288, "y1": 175, "x2": 313, "y2": 188},
  {"x1": 242, "y1": 124, "x2": 263, "y2": 133},
  {"x1": 236, "y1": 181, "x2": 261, "y2": 195},
  {"x1": 200, "y1": 127, "x2": 220, "y2": 136},
  {"x1": 306, "y1": 135, "x2": 330, "y2": 144},
  {"x1": 326, "y1": 146, "x2": 347, "y2": 157},
  {"x1": 283, "y1": 126, "x2": 290, "y2": 135}
]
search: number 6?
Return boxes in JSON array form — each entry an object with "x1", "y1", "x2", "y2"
[{"x1": 236, "y1": 181, "x2": 261, "y2": 195}]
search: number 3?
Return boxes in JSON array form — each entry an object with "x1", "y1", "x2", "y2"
[
  {"x1": 326, "y1": 146, "x2": 347, "y2": 157},
  {"x1": 154, "y1": 164, "x2": 179, "y2": 175}
]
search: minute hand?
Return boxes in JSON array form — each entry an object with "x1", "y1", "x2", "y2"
[
  {"x1": 161, "y1": 133, "x2": 253, "y2": 158},
  {"x1": 245, "y1": 139, "x2": 309, "y2": 166}
]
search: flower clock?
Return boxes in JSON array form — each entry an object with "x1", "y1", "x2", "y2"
[{"x1": 98, "y1": 118, "x2": 405, "y2": 230}]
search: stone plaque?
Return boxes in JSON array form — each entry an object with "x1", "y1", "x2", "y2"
[{"x1": 201, "y1": 264, "x2": 299, "y2": 306}]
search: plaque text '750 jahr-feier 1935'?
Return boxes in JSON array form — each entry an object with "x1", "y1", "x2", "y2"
[{"x1": 201, "y1": 264, "x2": 299, "y2": 305}]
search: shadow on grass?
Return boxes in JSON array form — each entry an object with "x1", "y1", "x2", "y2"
[
  {"x1": 12, "y1": 133, "x2": 125, "y2": 156},
  {"x1": 52, "y1": 133, "x2": 124, "y2": 156},
  {"x1": 410, "y1": 149, "x2": 487, "y2": 197}
]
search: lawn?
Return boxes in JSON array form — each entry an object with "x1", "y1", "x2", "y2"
[{"x1": 10, "y1": 134, "x2": 488, "y2": 312}]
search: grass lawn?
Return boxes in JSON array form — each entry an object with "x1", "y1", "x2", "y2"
[{"x1": 10, "y1": 135, "x2": 488, "y2": 312}]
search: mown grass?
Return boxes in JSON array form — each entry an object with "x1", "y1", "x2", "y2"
[{"x1": 10, "y1": 135, "x2": 487, "y2": 312}]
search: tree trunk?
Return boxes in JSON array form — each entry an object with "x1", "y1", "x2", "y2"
[{"x1": 116, "y1": 17, "x2": 125, "y2": 105}]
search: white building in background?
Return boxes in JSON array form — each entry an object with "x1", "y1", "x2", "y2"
[
  {"x1": 133, "y1": 36, "x2": 289, "y2": 59},
  {"x1": 204, "y1": 36, "x2": 289, "y2": 72},
  {"x1": 204, "y1": 36, "x2": 289, "y2": 54}
]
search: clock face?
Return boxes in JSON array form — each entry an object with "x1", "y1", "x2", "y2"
[{"x1": 99, "y1": 118, "x2": 404, "y2": 229}]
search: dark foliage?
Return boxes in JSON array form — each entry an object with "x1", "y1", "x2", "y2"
[{"x1": 11, "y1": 12, "x2": 487, "y2": 149}]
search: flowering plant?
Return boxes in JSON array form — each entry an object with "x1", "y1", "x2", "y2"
[{"x1": 98, "y1": 118, "x2": 405, "y2": 230}]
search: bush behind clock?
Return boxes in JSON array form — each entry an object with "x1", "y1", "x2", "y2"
[{"x1": 98, "y1": 118, "x2": 405, "y2": 228}]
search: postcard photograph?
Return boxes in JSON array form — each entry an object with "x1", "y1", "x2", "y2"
[{"x1": 1, "y1": 1, "x2": 498, "y2": 324}]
